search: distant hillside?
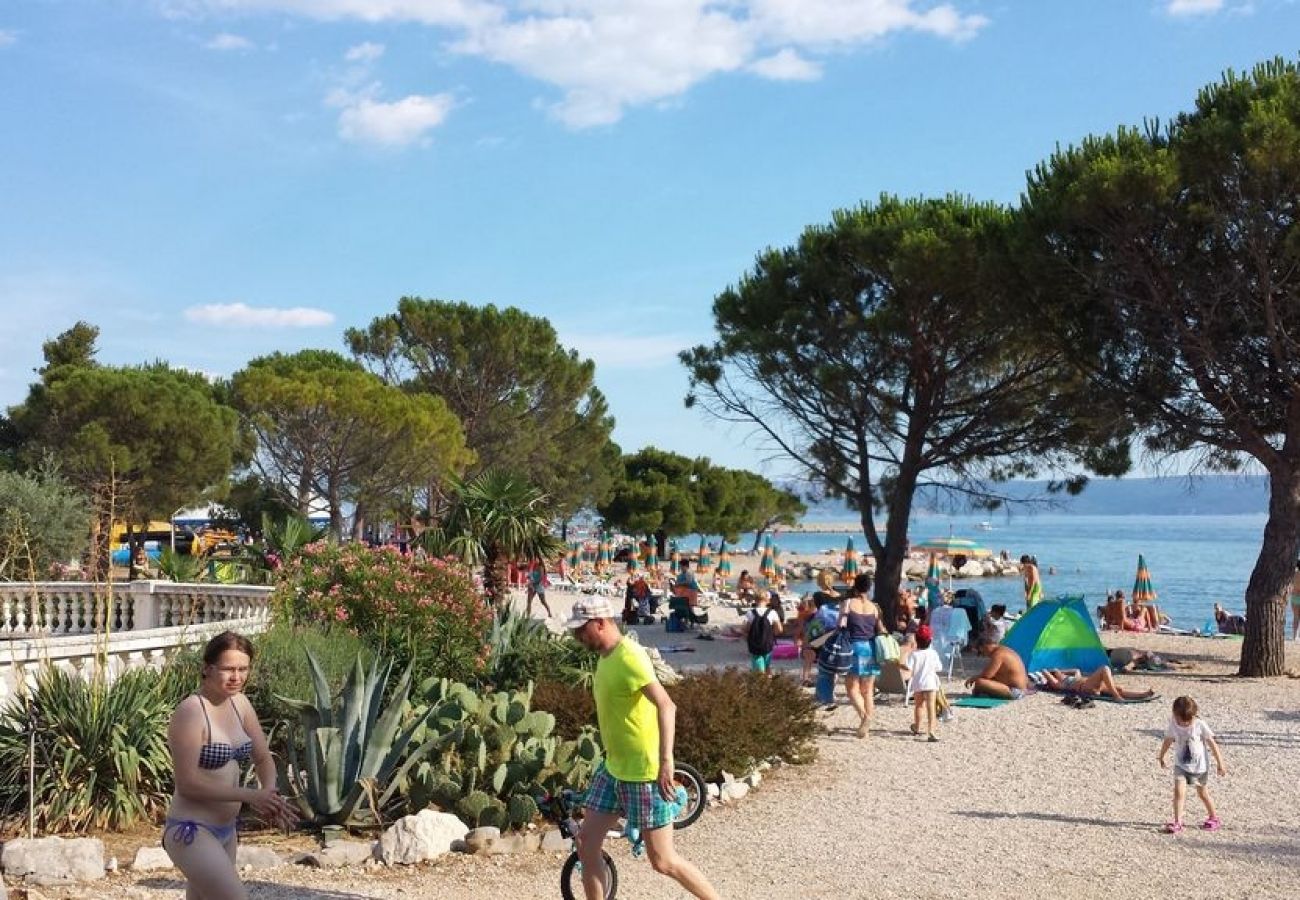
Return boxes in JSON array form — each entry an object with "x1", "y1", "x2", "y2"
[{"x1": 796, "y1": 475, "x2": 1270, "y2": 519}]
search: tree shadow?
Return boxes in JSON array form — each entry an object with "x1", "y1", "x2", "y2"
[
  {"x1": 139, "y1": 878, "x2": 380, "y2": 898},
  {"x1": 1212, "y1": 729, "x2": 1300, "y2": 749},
  {"x1": 952, "y1": 809, "x2": 1154, "y2": 832},
  {"x1": 1263, "y1": 708, "x2": 1300, "y2": 722}
]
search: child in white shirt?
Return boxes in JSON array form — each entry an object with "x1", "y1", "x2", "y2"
[
  {"x1": 1157, "y1": 695, "x2": 1227, "y2": 833},
  {"x1": 901, "y1": 624, "x2": 943, "y2": 742}
]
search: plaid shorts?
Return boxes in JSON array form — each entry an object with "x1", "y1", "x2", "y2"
[{"x1": 583, "y1": 762, "x2": 675, "y2": 831}]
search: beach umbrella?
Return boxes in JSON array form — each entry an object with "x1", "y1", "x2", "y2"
[
  {"x1": 596, "y1": 534, "x2": 611, "y2": 574},
  {"x1": 644, "y1": 543, "x2": 658, "y2": 572},
  {"x1": 924, "y1": 553, "x2": 944, "y2": 609},
  {"x1": 842, "y1": 536, "x2": 859, "y2": 578},
  {"x1": 912, "y1": 535, "x2": 992, "y2": 558},
  {"x1": 697, "y1": 537, "x2": 712, "y2": 573},
  {"x1": 717, "y1": 542, "x2": 732, "y2": 577},
  {"x1": 566, "y1": 541, "x2": 581, "y2": 571},
  {"x1": 626, "y1": 546, "x2": 639, "y2": 573},
  {"x1": 1132, "y1": 554, "x2": 1157, "y2": 604},
  {"x1": 759, "y1": 535, "x2": 776, "y2": 580},
  {"x1": 669, "y1": 542, "x2": 680, "y2": 575}
]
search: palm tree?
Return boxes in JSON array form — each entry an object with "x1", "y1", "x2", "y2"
[{"x1": 419, "y1": 470, "x2": 562, "y2": 616}]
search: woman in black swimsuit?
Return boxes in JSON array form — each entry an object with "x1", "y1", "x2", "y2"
[{"x1": 164, "y1": 631, "x2": 296, "y2": 899}]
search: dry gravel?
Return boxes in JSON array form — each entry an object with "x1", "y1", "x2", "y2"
[{"x1": 20, "y1": 625, "x2": 1300, "y2": 900}]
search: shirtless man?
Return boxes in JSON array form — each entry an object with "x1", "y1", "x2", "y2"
[
  {"x1": 965, "y1": 639, "x2": 1029, "y2": 699},
  {"x1": 1035, "y1": 666, "x2": 1155, "y2": 702}
]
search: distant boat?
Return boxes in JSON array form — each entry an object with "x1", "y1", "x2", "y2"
[{"x1": 977, "y1": 521, "x2": 994, "y2": 531}]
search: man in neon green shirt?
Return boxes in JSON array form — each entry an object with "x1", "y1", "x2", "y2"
[{"x1": 566, "y1": 597, "x2": 718, "y2": 900}]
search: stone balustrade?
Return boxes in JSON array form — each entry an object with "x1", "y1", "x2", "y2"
[{"x1": 0, "y1": 580, "x2": 272, "y2": 701}]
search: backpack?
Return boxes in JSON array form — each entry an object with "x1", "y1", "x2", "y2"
[
  {"x1": 747, "y1": 609, "x2": 777, "y2": 656},
  {"x1": 817, "y1": 629, "x2": 854, "y2": 676}
]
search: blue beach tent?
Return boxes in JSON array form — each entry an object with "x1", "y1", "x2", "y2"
[{"x1": 1001, "y1": 595, "x2": 1107, "y2": 673}]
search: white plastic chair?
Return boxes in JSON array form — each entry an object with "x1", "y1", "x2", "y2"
[{"x1": 928, "y1": 606, "x2": 971, "y2": 683}]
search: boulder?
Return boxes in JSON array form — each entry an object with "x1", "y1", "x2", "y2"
[
  {"x1": 485, "y1": 833, "x2": 540, "y2": 855},
  {"x1": 235, "y1": 845, "x2": 284, "y2": 870},
  {"x1": 463, "y1": 827, "x2": 500, "y2": 855},
  {"x1": 294, "y1": 841, "x2": 377, "y2": 869},
  {"x1": 540, "y1": 829, "x2": 569, "y2": 854},
  {"x1": 1, "y1": 836, "x2": 105, "y2": 885},
  {"x1": 378, "y1": 810, "x2": 468, "y2": 865},
  {"x1": 742, "y1": 769, "x2": 762, "y2": 789},
  {"x1": 130, "y1": 846, "x2": 175, "y2": 871}
]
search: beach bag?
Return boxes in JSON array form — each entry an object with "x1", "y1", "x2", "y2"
[
  {"x1": 873, "y1": 633, "x2": 900, "y2": 663},
  {"x1": 817, "y1": 629, "x2": 853, "y2": 676},
  {"x1": 747, "y1": 609, "x2": 777, "y2": 657}
]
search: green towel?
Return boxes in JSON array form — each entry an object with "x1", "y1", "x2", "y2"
[{"x1": 952, "y1": 696, "x2": 1011, "y2": 708}]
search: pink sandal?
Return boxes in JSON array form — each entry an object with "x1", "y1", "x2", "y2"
[
  {"x1": 1202, "y1": 816, "x2": 1221, "y2": 831},
  {"x1": 1163, "y1": 821, "x2": 1184, "y2": 834}
]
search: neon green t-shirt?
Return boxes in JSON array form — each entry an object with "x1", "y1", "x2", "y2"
[{"x1": 593, "y1": 639, "x2": 660, "y2": 782}]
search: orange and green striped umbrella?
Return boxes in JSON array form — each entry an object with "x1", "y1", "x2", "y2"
[
  {"x1": 626, "y1": 546, "x2": 639, "y2": 573},
  {"x1": 567, "y1": 541, "x2": 581, "y2": 571},
  {"x1": 644, "y1": 543, "x2": 658, "y2": 572},
  {"x1": 1132, "y1": 554, "x2": 1157, "y2": 604},
  {"x1": 669, "y1": 542, "x2": 680, "y2": 575},
  {"x1": 717, "y1": 542, "x2": 731, "y2": 577},
  {"x1": 842, "y1": 536, "x2": 858, "y2": 577},
  {"x1": 697, "y1": 537, "x2": 712, "y2": 573}
]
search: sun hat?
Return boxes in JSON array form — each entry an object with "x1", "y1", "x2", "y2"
[{"x1": 564, "y1": 597, "x2": 615, "y2": 630}]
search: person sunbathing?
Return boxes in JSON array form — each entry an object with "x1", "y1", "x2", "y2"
[
  {"x1": 1107, "y1": 647, "x2": 1184, "y2": 672},
  {"x1": 1030, "y1": 666, "x2": 1155, "y2": 702},
  {"x1": 964, "y1": 638, "x2": 1029, "y2": 700}
]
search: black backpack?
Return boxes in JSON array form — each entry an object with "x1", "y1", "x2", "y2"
[{"x1": 747, "y1": 609, "x2": 777, "y2": 656}]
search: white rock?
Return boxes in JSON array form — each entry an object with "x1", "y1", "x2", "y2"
[
  {"x1": 706, "y1": 782, "x2": 720, "y2": 800},
  {"x1": 719, "y1": 781, "x2": 750, "y2": 803},
  {"x1": 720, "y1": 770, "x2": 735, "y2": 784},
  {"x1": 743, "y1": 770, "x2": 762, "y2": 789},
  {"x1": 463, "y1": 827, "x2": 501, "y2": 855},
  {"x1": 378, "y1": 809, "x2": 468, "y2": 865},
  {"x1": 130, "y1": 847, "x2": 175, "y2": 871},
  {"x1": 295, "y1": 841, "x2": 377, "y2": 869},
  {"x1": 1, "y1": 836, "x2": 105, "y2": 885},
  {"x1": 540, "y1": 829, "x2": 569, "y2": 854}
]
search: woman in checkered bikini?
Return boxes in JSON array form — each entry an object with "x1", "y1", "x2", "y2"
[{"x1": 163, "y1": 632, "x2": 298, "y2": 899}]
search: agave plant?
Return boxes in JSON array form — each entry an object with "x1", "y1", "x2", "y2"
[{"x1": 278, "y1": 650, "x2": 458, "y2": 826}]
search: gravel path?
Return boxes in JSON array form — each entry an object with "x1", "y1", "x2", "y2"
[{"x1": 36, "y1": 631, "x2": 1300, "y2": 900}]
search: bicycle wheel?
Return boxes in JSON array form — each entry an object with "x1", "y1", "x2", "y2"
[
  {"x1": 560, "y1": 849, "x2": 618, "y2": 900},
  {"x1": 672, "y1": 762, "x2": 707, "y2": 829}
]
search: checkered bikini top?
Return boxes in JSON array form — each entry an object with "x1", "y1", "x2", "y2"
[{"x1": 194, "y1": 694, "x2": 253, "y2": 770}]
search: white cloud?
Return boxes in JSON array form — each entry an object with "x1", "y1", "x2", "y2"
[
  {"x1": 171, "y1": 1, "x2": 991, "y2": 127},
  {"x1": 749, "y1": 48, "x2": 822, "y2": 82},
  {"x1": 344, "y1": 40, "x2": 385, "y2": 62},
  {"x1": 205, "y1": 32, "x2": 255, "y2": 50},
  {"x1": 563, "y1": 332, "x2": 691, "y2": 370},
  {"x1": 0, "y1": 29, "x2": 17, "y2": 47},
  {"x1": 330, "y1": 85, "x2": 456, "y2": 146},
  {"x1": 183, "y1": 302, "x2": 336, "y2": 328},
  {"x1": 1165, "y1": 0, "x2": 1225, "y2": 13}
]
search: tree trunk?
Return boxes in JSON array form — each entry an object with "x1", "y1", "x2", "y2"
[
  {"x1": 484, "y1": 549, "x2": 511, "y2": 618},
  {"x1": 1239, "y1": 465, "x2": 1300, "y2": 677},
  {"x1": 654, "y1": 530, "x2": 667, "y2": 558},
  {"x1": 750, "y1": 529, "x2": 764, "y2": 554}
]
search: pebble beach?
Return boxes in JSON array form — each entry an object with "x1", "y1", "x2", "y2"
[{"x1": 53, "y1": 585, "x2": 1300, "y2": 900}]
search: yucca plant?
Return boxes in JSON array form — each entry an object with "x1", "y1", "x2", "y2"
[
  {"x1": 0, "y1": 666, "x2": 175, "y2": 832},
  {"x1": 279, "y1": 650, "x2": 457, "y2": 826},
  {"x1": 157, "y1": 546, "x2": 205, "y2": 582}
]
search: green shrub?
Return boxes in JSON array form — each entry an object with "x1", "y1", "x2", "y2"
[
  {"x1": 669, "y1": 669, "x2": 818, "y2": 781},
  {"x1": 272, "y1": 543, "x2": 490, "y2": 682},
  {"x1": 531, "y1": 678, "x2": 596, "y2": 741},
  {"x1": 0, "y1": 460, "x2": 88, "y2": 581},
  {"x1": 484, "y1": 611, "x2": 598, "y2": 692},
  {"x1": 0, "y1": 667, "x2": 174, "y2": 832},
  {"x1": 245, "y1": 621, "x2": 371, "y2": 725}
]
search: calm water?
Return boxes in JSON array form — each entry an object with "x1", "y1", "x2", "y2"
[{"x1": 726, "y1": 514, "x2": 1271, "y2": 630}]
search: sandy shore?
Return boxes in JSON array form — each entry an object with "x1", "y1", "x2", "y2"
[{"x1": 50, "y1": 592, "x2": 1300, "y2": 899}]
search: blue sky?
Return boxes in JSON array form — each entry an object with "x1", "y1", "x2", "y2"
[{"x1": 2, "y1": 0, "x2": 1297, "y2": 479}]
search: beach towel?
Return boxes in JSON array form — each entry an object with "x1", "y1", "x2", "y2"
[
  {"x1": 952, "y1": 697, "x2": 1011, "y2": 709},
  {"x1": 1039, "y1": 685, "x2": 1160, "y2": 704}
]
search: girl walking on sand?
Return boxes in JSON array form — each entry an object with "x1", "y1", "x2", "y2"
[{"x1": 1158, "y1": 695, "x2": 1227, "y2": 833}]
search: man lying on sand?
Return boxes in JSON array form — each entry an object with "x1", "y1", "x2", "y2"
[
  {"x1": 965, "y1": 639, "x2": 1029, "y2": 700},
  {"x1": 1029, "y1": 666, "x2": 1156, "y2": 702}
]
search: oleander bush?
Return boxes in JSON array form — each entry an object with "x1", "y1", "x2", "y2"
[
  {"x1": 668, "y1": 669, "x2": 819, "y2": 781},
  {"x1": 272, "y1": 542, "x2": 490, "y2": 683},
  {"x1": 0, "y1": 666, "x2": 176, "y2": 832}
]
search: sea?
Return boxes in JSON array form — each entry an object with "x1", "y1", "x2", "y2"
[{"x1": 724, "y1": 513, "x2": 1272, "y2": 631}]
